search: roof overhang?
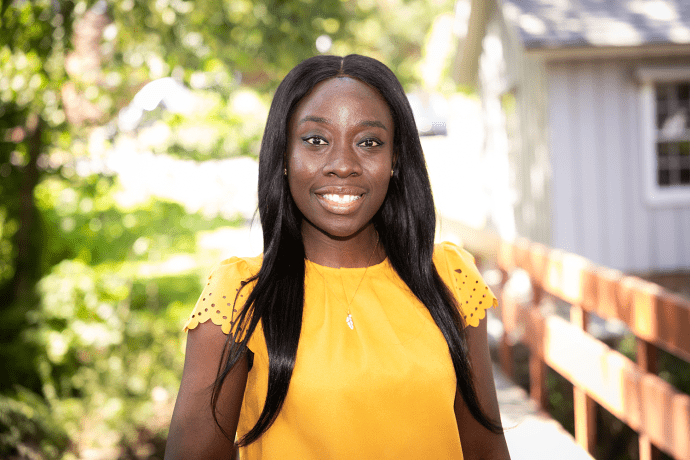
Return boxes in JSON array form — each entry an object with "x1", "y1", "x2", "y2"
[
  {"x1": 525, "y1": 42, "x2": 690, "y2": 61},
  {"x1": 499, "y1": 0, "x2": 690, "y2": 61}
]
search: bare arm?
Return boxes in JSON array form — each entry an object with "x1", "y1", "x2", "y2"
[
  {"x1": 165, "y1": 321, "x2": 248, "y2": 460},
  {"x1": 454, "y1": 317, "x2": 511, "y2": 460}
]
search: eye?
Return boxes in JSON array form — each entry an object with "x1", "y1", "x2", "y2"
[
  {"x1": 359, "y1": 138, "x2": 383, "y2": 148},
  {"x1": 303, "y1": 136, "x2": 328, "y2": 146}
]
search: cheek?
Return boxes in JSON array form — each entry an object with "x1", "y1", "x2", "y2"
[
  {"x1": 287, "y1": 155, "x2": 316, "y2": 210},
  {"x1": 370, "y1": 158, "x2": 393, "y2": 191},
  {"x1": 287, "y1": 172, "x2": 306, "y2": 205},
  {"x1": 378, "y1": 177, "x2": 392, "y2": 201},
  {"x1": 369, "y1": 168, "x2": 393, "y2": 208},
  {"x1": 287, "y1": 146, "x2": 322, "y2": 177}
]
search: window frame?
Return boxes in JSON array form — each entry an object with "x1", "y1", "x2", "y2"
[{"x1": 637, "y1": 66, "x2": 690, "y2": 207}]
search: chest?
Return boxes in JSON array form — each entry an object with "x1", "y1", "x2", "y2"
[{"x1": 287, "y1": 272, "x2": 457, "y2": 409}]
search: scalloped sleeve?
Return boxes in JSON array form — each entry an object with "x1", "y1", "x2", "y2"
[
  {"x1": 183, "y1": 256, "x2": 260, "y2": 336},
  {"x1": 434, "y1": 241, "x2": 498, "y2": 328}
]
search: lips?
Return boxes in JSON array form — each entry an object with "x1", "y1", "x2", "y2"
[{"x1": 314, "y1": 187, "x2": 366, "y2": 214}]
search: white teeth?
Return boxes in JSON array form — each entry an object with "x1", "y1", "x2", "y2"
[{"x1": 322, "y1": 194, "x2": 361, "y2": 204}]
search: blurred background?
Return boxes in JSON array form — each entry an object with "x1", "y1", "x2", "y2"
[
  {"x1": 1, "y1": 0, "x2": 689, "y2": 459},
  {"x1": 0, "y1": 0, "x2": 476, "y2": 458}
]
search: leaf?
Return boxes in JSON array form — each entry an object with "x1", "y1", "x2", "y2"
[{"x1": 0, "y1": 0, "x2": 11, "y2": 20}]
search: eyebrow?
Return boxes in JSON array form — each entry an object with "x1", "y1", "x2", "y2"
[
  {"x1": 359, "y1": 120, "x2": 388, "y2": 130},
  {"x1": 297, "y1": 116, "x2": 329, "y2": 126},
  {"x1": 296, "y1": 116, "x2": 388, "y2": 131}
]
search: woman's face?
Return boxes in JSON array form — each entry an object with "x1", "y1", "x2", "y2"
[{"x1": 287, "y1": 76, "x2": 394, "y2": 240}]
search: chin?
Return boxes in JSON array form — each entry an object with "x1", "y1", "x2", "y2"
[{"x1": 306, "y1": 219, "x2": 374, "y2": 241}]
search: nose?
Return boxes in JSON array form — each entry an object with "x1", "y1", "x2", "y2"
[{"x1": 323, "y1": 142, "x2": 362, "y2": 177}]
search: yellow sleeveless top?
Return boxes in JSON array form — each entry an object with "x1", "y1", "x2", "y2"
[{"x1": 184, "y1": 242, "x2": 497, "y2": 459}]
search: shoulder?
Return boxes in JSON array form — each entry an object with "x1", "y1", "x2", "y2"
[
  {"x1": 433, "y1": 241, "x2": 478, "y2": 272},
  {"x1": 433, "y1": 241, "x2": 498, "y2": 328},
  {"x1": 183, "y1": 255, "x2": 262, "y2": 335},
  {"x1": 206, "y1": 255, "x2": 262, "y2": 286}
]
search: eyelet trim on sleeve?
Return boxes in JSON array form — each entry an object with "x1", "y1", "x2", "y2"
[
  {"x1": 183, "y1": 257, "x2": 259, "y2": 336},
  {"x1": 434, "y1": 242, "x2": 498, "y2": 328}
]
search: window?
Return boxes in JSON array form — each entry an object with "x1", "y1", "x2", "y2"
[
  {"x1": 638, "y1": 67, "x2": 690, "y2": 206},
  {"x1": 655, "y1": 82, "x2": 690, "y2": 187}
]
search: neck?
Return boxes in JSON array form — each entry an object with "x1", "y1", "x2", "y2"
[{"x1": 302, "y1": 223, "x2": 384, "y2": 268}]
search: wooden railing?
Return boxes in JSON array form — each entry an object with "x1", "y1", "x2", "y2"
[{"x1": 441, "y1": 220, "x2": 690, "y2": 460}]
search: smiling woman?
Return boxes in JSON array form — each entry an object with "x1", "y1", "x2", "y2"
[
  {"x1": 165, "y1": 55, "x2": 511, "y2": 460},
  {"x1": 287, "y1": 76, "x2": 394, "y2": 258}
]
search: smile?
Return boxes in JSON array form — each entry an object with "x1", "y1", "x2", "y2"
[
  {"x1": 316, "y1": 193, "x2": 365, "y2": 214},
  {"x1": 321, "y1": 194, "x2": 362, "y2": 204}
]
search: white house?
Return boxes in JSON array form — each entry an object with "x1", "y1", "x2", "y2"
[{"x1": 474, "y1": 0, "x2": 690, "y2": 273}]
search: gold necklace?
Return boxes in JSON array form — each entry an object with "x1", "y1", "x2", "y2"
[
  {"x1": 344, "y1": 233, "x2": 379, "y2": 330},
  {"x1": 308, "y1": 233, "x2": 379, "y2": 330}
]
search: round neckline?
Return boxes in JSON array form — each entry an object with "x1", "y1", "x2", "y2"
[{"x1": 305, "y1": 256, "x2": 389, "y2": 272}]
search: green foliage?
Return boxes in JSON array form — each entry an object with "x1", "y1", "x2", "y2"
[
  {"x1": 28, "y1": 257, "x2": 195, "y2": 454},
  {"x1": 103, "y1": 0, "x2": 456, "y2": 92},
  {"x1": 8, "y1": 163, "x2": 237, "y2": 455},
  {"x1": 0, "y1": 0, "x2": 73, "y2": 307},
  {"x1": 0, "y1": 187, "x2": 18, "y2": 284},
  {"x1": 595, "y1": 405, "x2": 639, "y2": 460},
  {"x1": 0, "y1": 0, "x2": 72, "y2": 126},
  {"x1": 0, "y1": 389, "x2": 69, "y2": 459},
  {"x1": 618, "y1": 333, "x2": 690, "y2": 396},
  {"x1": 546, "y1": 367, "x2": 574, "y2": 435},
  {"x1": 0, "y1": 103, "x2": 31, "y2": 286},
  {"x1": 1, "y1": 166, "x2": 240, "y2": 456},
  {"x1": 34, "y1": 171, "x2": 236, "y2": 268},
  {"x1": 145, "y1": 88, "x2": 269, "y2": 161},
  {"x1": 659, "y1": 350, "x2": 690, "y2": 396}
]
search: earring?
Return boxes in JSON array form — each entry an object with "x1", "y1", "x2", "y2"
[
  {"x1": 390, "y1": 169, "x2": 394, "y2": 177},
  {"x1": 284, "y1": 168, "x2": 287, "y2": 176}
]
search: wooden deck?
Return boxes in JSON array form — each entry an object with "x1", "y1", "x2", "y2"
[
  {"x1": 487, "y1": 310, "x2": 594, "y2": 460},
  {"x1": 494, "y1": 364, "x2": 595, "y2": 460}
]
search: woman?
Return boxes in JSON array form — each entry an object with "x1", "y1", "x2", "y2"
[{"x1": 166, "y1": 54, "x2": 510, "y2": 460}]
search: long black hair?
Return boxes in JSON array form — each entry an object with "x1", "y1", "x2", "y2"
[{"x1": 212, "y1": 54, "x2": 502, "y2": 446}]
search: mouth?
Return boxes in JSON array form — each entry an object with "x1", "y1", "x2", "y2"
[
  {"x1": 321, "y1": 194, "x2": 362, "y2": 204},
  {"x1": 315, "y1": 192, "x2": 365, "y2": 214}
]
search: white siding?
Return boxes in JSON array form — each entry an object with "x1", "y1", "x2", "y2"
[
  {"x1": 478, "y1": 7, "x2": 690, "y2": 273},
  {"x1": 549, "y1": 64, "x2": 579, "y2": 253},
  {"x1": 599, "y1": 62, "x2": 628, "y2": 268},
  {"x1": 517, "y1": 56, "x2": 551, "y2": 244},
  {"x1": 547, "y1": 61, "x2": 690, "y2": 273},
  {"x1": 575, "y1": 62, "x2": 604, "y2": 260},
  {"x1": 625, "y1": 78, "x2": 653, "y2": 272},
  {"x1": 678, "y1": 212, "x2": 690, "y2": 266},
  {"x1": 482, "y1": 13, "x2": 552, "y2": 246},
  {"x1": 682, "y1": 210, "x2": 690, "y2": 264},
  {"x1": 653, "y1": 209, "x2": 678, "y2": 269}
]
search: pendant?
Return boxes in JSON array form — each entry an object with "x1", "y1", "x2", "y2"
[{"x1": 346, "y1": 313, "x2": 354, "y2": 330}]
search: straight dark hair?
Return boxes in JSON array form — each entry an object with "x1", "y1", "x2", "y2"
[{"x1": 212, "y1": 54, "x2": 502, "y2": 446}]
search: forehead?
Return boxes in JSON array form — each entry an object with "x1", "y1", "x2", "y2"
[{"x1": 290, "y1": 76, "x2": 393, "y2": 126}]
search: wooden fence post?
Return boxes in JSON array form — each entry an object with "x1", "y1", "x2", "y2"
[
  {"x1": 637, "y1": 338, "x2": 661, "y2": 460},
  {"x1": 571, "y1": 304, "x2": 597, "y2": 454},
  {"x1": 498, "y1": 268, "x2": 513, "y2": 378},
  {"x1": 528, "y1": 284, "x2": 547, "y2": 409}
]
